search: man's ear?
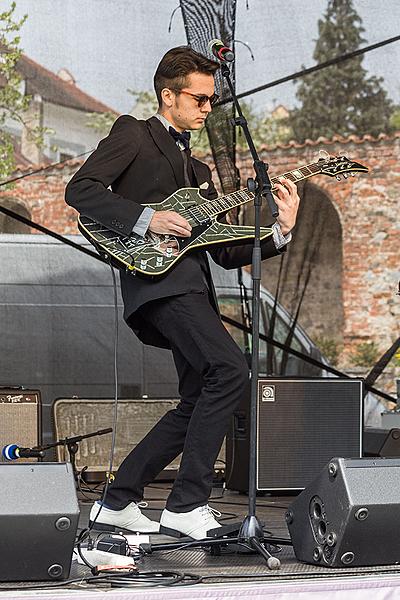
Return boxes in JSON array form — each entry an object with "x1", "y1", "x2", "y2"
[{"x1": 161, "y1": 88, "x2": 174, "y2": 109}]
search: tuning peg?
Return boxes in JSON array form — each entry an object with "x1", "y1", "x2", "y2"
[
  {"x1": 336, "y1": 175, "x2": 341, "y2": 181},
  {"x1": 318, "y1": 150, "x2": 330, "y2": 161}
]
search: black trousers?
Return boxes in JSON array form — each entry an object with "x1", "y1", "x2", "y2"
[{"x1": 105, "y1": 291, "x2": 249, "y2": 513}]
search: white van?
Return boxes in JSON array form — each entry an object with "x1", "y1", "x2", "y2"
[{"x1": 0, "y1": 233, "x2": 331, "y2": 442}]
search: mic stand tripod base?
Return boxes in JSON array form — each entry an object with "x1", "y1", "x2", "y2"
[{"x1": 238, "y1": 515, "x2": 281, "y2": 570}]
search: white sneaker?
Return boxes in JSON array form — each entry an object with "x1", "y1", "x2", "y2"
[
  {"x1": 89, "y1": 501, "x2": 160, "y2": 533},
  {"x1": 160, "y1": 505, "x2": 222, "y2": 540}
]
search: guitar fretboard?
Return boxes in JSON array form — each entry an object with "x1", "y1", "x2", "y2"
[{"x1": 181, "y1": 161, "x2": 323, "y2": 223}]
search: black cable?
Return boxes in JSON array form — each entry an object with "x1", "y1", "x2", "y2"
[
  {"x1": 217, "y1": 34, "x2": 400, "y2": 105},
  {"x1": 0, "y1": 570, "x2": 194, "y2": 592},
  {"x1": 4, "y1": 564, "x2": 400, "y2": 591},
  {"x1": 75, "y1": 261, "x2": 121, "y2": 569},
  {"x1": 220, "y1": 314, "x2": 397, "y2": 404},
  {"x1": 0, "y1": 150, "x2": 91, "y2": 188},
  {"x1": 0, "y1": 204, "x2": 104, "y2": 263}
]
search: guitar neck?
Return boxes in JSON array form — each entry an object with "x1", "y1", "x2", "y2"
[{"x1": 204, "y1": 161, "x2": 324, "y2": 217}]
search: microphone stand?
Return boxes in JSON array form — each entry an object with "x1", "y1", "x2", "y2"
[
  {"x1": 147, "y1": 61, "x2": 283, "y2": 570},
  {"x1": 36, "y1": 428, "x2": 113, "y2": 480},
  {"x1": 218, "y1": 61, "x2": 281, "y2": 569}
]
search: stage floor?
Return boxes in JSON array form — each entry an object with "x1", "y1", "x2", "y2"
[{"x1": 2, "y1": 483, "x2": 400, "y2": 599}]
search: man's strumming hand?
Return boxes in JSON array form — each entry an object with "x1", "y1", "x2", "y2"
[{"x1": 149, "y1": 211, "x2": 192, "y2": 237}]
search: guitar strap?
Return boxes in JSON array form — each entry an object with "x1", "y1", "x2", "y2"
[
  {"x1": 181, "y1": 149, "x2": 213, "y2": 289},
  {"x1": 182, "y1": 148, "x2": 198, "y2": 187}
]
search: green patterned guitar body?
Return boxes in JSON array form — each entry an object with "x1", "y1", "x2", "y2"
[
  {"x1": 77, "y1": 155, "x2": 368, "y2": 277},
  {"x1": 78, "y1": 187, "x2": 271, "y2": 276}
]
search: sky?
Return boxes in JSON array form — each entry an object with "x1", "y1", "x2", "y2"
[{"x1": 8, "y1": 0, "x2": 400, "y2": 115}]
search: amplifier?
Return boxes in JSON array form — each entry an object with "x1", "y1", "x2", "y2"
[
  {"x1": 0, "y1": 387, "x2": 42, "y2": 462},
  {"x1": 226, "y1": 378, "x2": 363, "y2": 492},
  {"x1": 53, "y1": 397, "x2": 225, "y2": 479}
]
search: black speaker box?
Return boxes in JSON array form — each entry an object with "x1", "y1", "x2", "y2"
[
  {"x1": 363, "y1": 428, "x2": 400, "y2": 457},
  {"x1": 226, "y1": 378, "x2": 363, "y2": 492},
  {"x1": 286, "y1": 457, "x2": 400, "y2": 567},
  {"x1": 0, "y1": 463, "x2": 79, "y2": 581}
]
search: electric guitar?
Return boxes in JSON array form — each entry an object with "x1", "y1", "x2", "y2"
[{"x1": 78, "y1": 155, "x2": 368, "y2": 277}]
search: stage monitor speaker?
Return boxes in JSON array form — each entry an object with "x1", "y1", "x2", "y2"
[
  {"x1": 286, "y1": 457, "x2": 400, "y2": 567},
  {"x1": 363, "y1": 427, "x2": 400, "y2": 457},
  {"x1": 0, "y1": 388, "x2": 41, "y2": 462},
  {"x1": 226, "y1": 378, "x2": 363, "y2": 492},
  {"x1": 53, "y1": 397, "x2": 225, "y2": 479},
  {"x1": 0, "y1": 463, "x2": 79, "y2": 581}
]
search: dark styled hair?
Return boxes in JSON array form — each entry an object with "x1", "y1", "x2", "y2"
[{"x1": 154, "y1": 46, "x2": 219, "y2": 107}]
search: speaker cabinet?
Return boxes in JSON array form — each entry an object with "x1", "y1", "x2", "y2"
[
  {"x1": 226, "y1": 378, "x2": 363, "y2": 492},
  {"x1": 0, "y1": 388, "x2": 41, "y2": 462},
  {"x1": 363, "y1": 428, "x2": 400, "y2": 457},
  {"x1": 53, "y1": 397, "x2": 225, "y2": 479},
  {"x1": 0, "y1": 463, "x2": 79, "y2": 581},
  {"x1": 286, "y1": 457, "x2": 400, "y2": 567}
]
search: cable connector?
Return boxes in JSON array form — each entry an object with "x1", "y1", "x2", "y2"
[{"x1": 76, "y1": 547, "x2": 135, "y2": 569}]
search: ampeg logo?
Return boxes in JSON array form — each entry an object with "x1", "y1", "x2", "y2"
[{"x1": 261, "y1": 384, "x2": 275, "y2": 401}]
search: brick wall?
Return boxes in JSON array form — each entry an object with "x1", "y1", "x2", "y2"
[{"x1": 1, "y1": 134, "x2": 399, "y2": 372}]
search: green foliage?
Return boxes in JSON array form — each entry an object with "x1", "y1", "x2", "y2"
[
  {"x1": 314, "y1": 335, "x2": 342, "y2": 366},
  {"x1": 0, "y1": 2, "x2": 27, "y2": 180},
  {"x1": 0, "y1": 2, "x2": 48, "y2": 181},
  {"x1": 128, "y1": 89, "x2": 158, "y2": 120},
  {"x1": 350, "y1": 341, "x2": 380, "y2": 368},
  {"x1": 85, "y1": 111, "x2": 116, "y2": 135},
  {"x1": 392, "y1": 348, "x2": 400, "y2": 368},
  {"x1": 390, "y1": 107, "x2": 400, "y2": 130},
  {"x1": 237, "y1": 101, "x2": 293, "y2": 149},
  {"x1": 290, "y1": 0, "x2": 394, "y2": 143}
]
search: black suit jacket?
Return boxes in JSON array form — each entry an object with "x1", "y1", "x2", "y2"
[{"x1": 65, "y1": 115, "x2": 284, "y2": 347}]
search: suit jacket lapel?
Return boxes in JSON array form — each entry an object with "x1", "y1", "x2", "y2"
[{"x1": 147, "y1": 116, "x2": 185, "y2": 188}]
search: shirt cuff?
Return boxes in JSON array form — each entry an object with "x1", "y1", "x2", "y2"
[
  {"x1": 132, "y1": 206, "x2": 155, "y2": 237},
  {"x1": 272, "y1": 222, "x2": 292, "y2": 249}
]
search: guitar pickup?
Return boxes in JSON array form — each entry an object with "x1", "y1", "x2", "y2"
[{"x1": 192, "y1": 216, "x2": 212, "y2": 226}]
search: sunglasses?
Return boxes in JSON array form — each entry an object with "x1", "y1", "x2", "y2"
[{"x1": 172, "y1": 89, "x2": 219, "y2": 108}]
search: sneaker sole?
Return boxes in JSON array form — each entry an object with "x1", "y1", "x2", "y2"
[
  {"x1": 89, "y1": 520, "x2": 159, "y2": 534},
  {"x1": 159, "y1": 525, "x2": 194, "y2": 539}
]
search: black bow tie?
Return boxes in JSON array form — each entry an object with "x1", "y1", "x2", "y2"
[{"x1": 169, "y1": 126, "x2": 191, "y2": 150}]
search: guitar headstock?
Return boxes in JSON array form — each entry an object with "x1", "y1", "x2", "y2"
[{"x1": 318, "y1": 155, "x2": 369, "y2": 180}]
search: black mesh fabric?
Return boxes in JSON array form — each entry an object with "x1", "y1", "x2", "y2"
[{"x1": 180, "y1": 0, "x2": 240, "y2": 194}]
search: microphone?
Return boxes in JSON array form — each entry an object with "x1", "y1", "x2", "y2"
[
  {"x1": 208, "y1": 39, "x2": 235, "y2": 62},
  {"x1": 2, "y1": 444, "x2": 45, "y2": 460}
]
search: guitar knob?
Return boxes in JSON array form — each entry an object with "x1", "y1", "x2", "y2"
[
  {"x1": 336, "y1": 175, "x2": 341, "y2": 181},
  {"x1": 140, "y1": 259, "x2": 147, "y2": 270},
  {"x1": 343, "y1": 173, "x2": 348, "y2": 179},
  {"x1": 351, "y1": 172, "x2": 356, "y2": 177},
  {"x1": 166, "y1": 248, "x2": 173, "y2": 257},
  {"x1": 156, "y1": 256, "x2": 164, "y2": 266}
]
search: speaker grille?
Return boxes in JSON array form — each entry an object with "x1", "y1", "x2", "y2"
[
  {"x1": 257, "y1": 378, "x2": 363, "y2": 490},
  {"x1": 53, "y1": 397, "x2": 225, "y2": 473},
  {"x1": 0, "y1": 389, "x2": 41, "y2": 462}
]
